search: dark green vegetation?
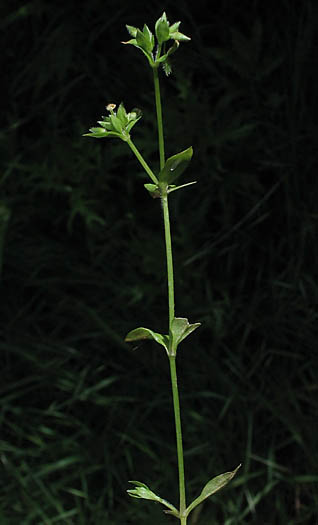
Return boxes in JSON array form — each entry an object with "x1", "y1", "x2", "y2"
[{"x1": 1, "y1": 0, "x2": 317, "y2": 523}]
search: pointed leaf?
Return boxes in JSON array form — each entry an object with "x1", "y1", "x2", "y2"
[
  {"x1": 117, "y1": 103, "x2": 128, "y2": 126},
  {"x1": 170, "y1": 317, "x2": 201, "y2": 354},
  {"x1": 143, "y1": 24, "x2": 155, "y2": 52},
  {"x1": 170, "y1": 31, "x2": 191, "y2": 42},
  {"x1": 125, "y1": 327, "x2": 169, "y2": 354},
  {"x1": 169, "y1": 21, "x2": 181, "y2": 33},
  {"x1": 155, "y1": 12, "x2": 170, "y2": 44},
  {"x1": 127, "y1": 481, "x2": 179, "y2": 515},
  {"x1": 126, "y1": 115, "x2": 142, "y2": 133},
  {"x1": 186, "y1": 465, "x2": 241, "y2": 516},
  {"x1": 168, "y1": 181, "x2": 197, "y2": 194},
  {"x1": 109, "y1": 114, "x2": 123, "y2": 133},
  {"x1": 127, "y1": 481, "x2": 159, "y2": 501},
  {"x1": 158, "y1": 147, "x2": 193, "y2": 184},
  {"x1": 83, "y1": 128, "x2": 121, "y2": 139},
  {"x1": 135, "y1": 28, "x2": 153, "y2": 53},
  {"x1": 121, "y1": 38, "x2": 137, "y2": 46},
  {"x1": 156, "y1": 41, "x2": 180, "y2": 64},
  {"x1": 126, "y1": 25, "x2": 137, "y2": 37}
]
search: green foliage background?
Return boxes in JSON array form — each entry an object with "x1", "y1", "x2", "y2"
[{"x1": 1, "y1": 0, "x2": 317, "y2": 523}]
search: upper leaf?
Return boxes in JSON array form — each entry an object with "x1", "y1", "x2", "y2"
[
  {"x1": 158, "y1": 147, "x2": 193, "y2": 184},
  {"x1": 126, "y1": 25, "x2": 137, "y2": 37},
  {"x1": 155, "y1": 12, "x2": 170, "y2": 44}
]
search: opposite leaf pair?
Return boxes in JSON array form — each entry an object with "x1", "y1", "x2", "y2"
[
  {"x1": 128, "y1": 465, "x2": 241, "y2": 520},
  {"x1": 125, "y1": 317, "x2": 201, "y2": 357}
]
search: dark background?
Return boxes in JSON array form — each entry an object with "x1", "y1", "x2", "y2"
[{"x1": 1, "y1": 0, "x2": 318, "y2": 523}]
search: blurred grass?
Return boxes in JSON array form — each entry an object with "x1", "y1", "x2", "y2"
[{"x1": 1, "y1": 0, "x2": 318, "y2": 523}]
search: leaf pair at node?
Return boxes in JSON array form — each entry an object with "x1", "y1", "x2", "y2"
[
  {"x1": 144, "y1": 146, "x2": 197, "y2": 197},
  {"x1": 127, "y1": 465, "x2": 241, "y2": 519},
  {"x1": 125, "y1": 317, "x2": 201, "y2": 357}
]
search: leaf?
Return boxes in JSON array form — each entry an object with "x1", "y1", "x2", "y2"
[
  {"x1": 169, "y1": 22, "x2": 181, "y2": 33},
  {"x1": 109, "y1": 114, "x2": 123, "y2": 133},
  {"x1": 169, "y1": 31, "x2": 191, "y2": 42},
  {"x1": 116, "y1": 103, "x2": 128, "y2": 126},
  {"x1": 157, "y1": 41, "x2": 180, "y2": 64},
  {"x1": 125, "y1": 327, "x2": 169, "y2": 355},
  {"x1": 142, "y1": 24, "x2": 155, "y2": 52},
  {"x1": 127, "y1": 481, "x2": 159, "y2": 501},
  {"x1": 125, "y1": 115, "x2": 142, "y2": 133},
  {"x1": 186, "y1": 465, "x2": 241, "y2": 516},
  {"x1": 126, "y1": 25, "x2": 137, "y2": 37},
  {"x1": 144, "y1": 183, "x2": 160, "y2": 198},
  {"x1": 170, "y1": 317, "x2": 201, "y2": 355},
  {"x1": 136, "y1": 28, "x2": 153, "y2": 54},
  {"x1": 83, "y1": 128, "x2": 120, "y2": 139},
  {"x1": 167, "y1": 181, "x2": 197, "y2": 194},
  {"x1": 158, "y1": 147, "x2": 193, "y2": 184},
  {"x1": 155, "y1": 12, "x2": 170, "y2": 44},
  {"x1": 127, "y1": 481, "x2": 179, "y2": 516}
]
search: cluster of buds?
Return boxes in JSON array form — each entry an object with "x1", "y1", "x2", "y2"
[
  {"x1": 83, "y1": 103, "x2": 142, "y2": 140},
  {"x1": 122, "y1": 11, "x2": 190, "y2": 75}
]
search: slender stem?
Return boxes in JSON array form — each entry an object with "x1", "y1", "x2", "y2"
[
  {"x1": 154, "y1": 64, "x2": 187, "y2": 523},
  {"x1": 161, "y1": 193, "x2": 175, "y2": 325},
  {"x1": 169, "y1": 355, "x2": 187, "y2": 520},
  {"x1": 153, "y1": 66, "x2": 165, "y2": 170},
  {"x1": 126, "y1": 137, "x2": 159, "y2": 184},
  {"x1": 161, "y1": 191, "x2": 187, "y2": 522}
]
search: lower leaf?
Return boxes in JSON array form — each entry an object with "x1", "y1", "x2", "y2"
[
  {"x1": 127, "y1": 481, "x2": 179, "y2": 516},
  {"x1": 186, "y1": 464, "x2": 241, "y2": 516}
]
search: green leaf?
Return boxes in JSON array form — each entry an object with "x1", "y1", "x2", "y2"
[
  {"x1": 97, "y1": 120, "x2": 112, "y2": 130},
  {"x1": 127, "y1": 481, "x2": 179, "y2": 516},
  {"x1": 186, "y1": 465, "x2": 241, "y2": 516},
  {"x1": 144, "y1": 183, "x2": 160, "y2": 198},
  {"x1": 157, "y1": 40, "x2": 179, "y2": 63},
  {"x1": 109, "y1": 114, "x2": 123, "y2": 133},
  {"x1": 116, "y1": 103, "x2": 128, "y2": 126},
  {"x1": 158, "y1": 147, "x2": 193, "y2": 184},
  {"x1": 143, "y1": 24, "x2": 155, "y2": 52},
  {"x1": 170, "y1": 317, "x2": 201, "y2": 355},
  {"x1": 155, "y1": 12, "x2": 170, "y2": 44},
  {"x1": 126, "y1": 24, "x2": 137, "y2": 37},
  {"x1": 167, "y1": 181, "x2": 197, "y2": 194},
  {"x1": 127, "y1": 481, "x2": 159, "y2": 501},
  {"x1": 169, "y1": 31, "x2": 191, "y2": 42},
  {"x1": 121, "y1": 37, "x2": 137, "y2": 46},
  {"x1": 169, "y1": 21, "x2": 181, "y2": 33},
  {"x1": 125, "y1": 327, "x2": 169, "y2": 355},
  {"x1": 83, "y1": 128, "x2": 120, "y2": 139},
  {"x1": 136, "y1": 28, "x2": 152, "y2": 53}
]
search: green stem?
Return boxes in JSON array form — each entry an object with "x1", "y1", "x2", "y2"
[
  {"x1": 169, "y1": 355, "x2": 187, "y2": 521},
  {"x1": 126, "y1": 138, "x2": 158, "y2": 184},
  {"x1": 161, "y1": 191, "x2": 186, "y2": 522},
  {"x1": 161, "y1": 193, "x2": 175, "y2": 325},
  {"x1": 154, "y1": 63, "x2": 186, "y2": 524},
  {"x1": 153, "y1": 66, "x2": 165, "y2": 170}
]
